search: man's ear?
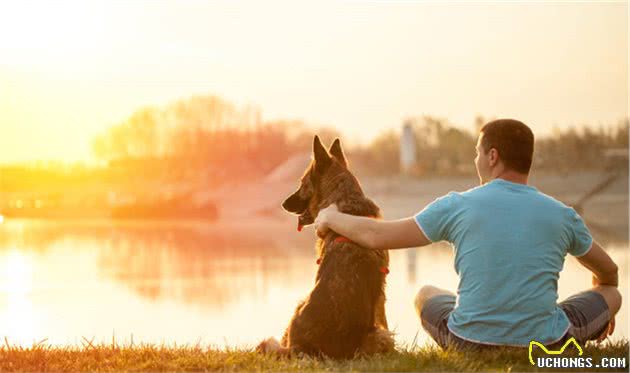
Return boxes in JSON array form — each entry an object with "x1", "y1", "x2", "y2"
[
  {"x1": 313, "y1": 135, "x2": 332, "y2": 172},
  {"x1": 328, "y1": 138, "x2": 347, "y2": 168},
  {"x1": 488, "y1": 148, "x2": 499, "y2": 167}
]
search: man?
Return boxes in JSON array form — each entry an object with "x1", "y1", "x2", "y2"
[{"x1": 314, "y1": 119, "x2": 621, "y2": 349}]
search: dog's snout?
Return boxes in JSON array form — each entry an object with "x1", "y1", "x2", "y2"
[{"x1": 282, "y1": 191, "x2": 308, "y2": 214}]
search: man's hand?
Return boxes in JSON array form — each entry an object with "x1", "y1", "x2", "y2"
[
  {"x1": 597, "y1": 317, "x2": 615, "y2": 343},
  {"x1": 314, "y1": 204, "x2": 338, "y2": 238}
]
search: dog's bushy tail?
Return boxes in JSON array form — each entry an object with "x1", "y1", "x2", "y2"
[
  {"x1": 256, "y1": 337, "x2": 291, "y2": 356},
  {"x1": 358, "y1": 328, "x2": 395, "y2": 355}
]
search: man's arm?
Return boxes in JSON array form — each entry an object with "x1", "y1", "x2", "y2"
[
  {"x1": 314, "y1": 206, "x2": 431, "y2": 250},
  {"x1": 576, "y1": 240, "x2": 619, "y2": 287},
  {"x1": 575, "y1": 240, "x2": 621, "y2": 342}
]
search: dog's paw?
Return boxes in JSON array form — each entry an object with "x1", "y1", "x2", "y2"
[{"x1": 256, "y1": 337, "x2": 282, "y2": 354}]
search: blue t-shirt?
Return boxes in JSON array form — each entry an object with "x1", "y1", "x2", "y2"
[{"x1": 414, "y1": 178, "x2": 593, "y2": 346}]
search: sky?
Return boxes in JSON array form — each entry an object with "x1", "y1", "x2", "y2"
[{"x1": 0, "y1": 1, "x2": 627, "y2": 163}]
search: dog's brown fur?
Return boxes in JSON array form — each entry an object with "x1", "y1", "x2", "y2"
[{"x1": 256, "y1": 136, "x2": 394, "y2": 359}]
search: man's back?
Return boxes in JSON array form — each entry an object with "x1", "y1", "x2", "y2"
[{"x1": 414, "y1": 178, "x2": 592, "y2": 346}]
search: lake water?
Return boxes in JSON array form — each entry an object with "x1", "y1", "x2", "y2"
[{"x1": 0, "y1": 219, "x2": 627, "y2": 348}]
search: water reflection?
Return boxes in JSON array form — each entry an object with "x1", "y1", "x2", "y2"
[
  {"x1": 0, "y1": 219, "x2": 627, "y2": 348},
  {"x1": 0, "y1": 250, "x2": 37, "y2": 344}
]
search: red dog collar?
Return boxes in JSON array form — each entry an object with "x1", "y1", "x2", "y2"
[{"x1": 315, "y1": 214, "x2": 388, "y2": 274}]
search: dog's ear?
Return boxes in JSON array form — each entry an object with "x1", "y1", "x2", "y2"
[
  {"x1": 328, "y1": 138, "x2": 347, "y2": 168},
  {"x1": 313, "y1": 135, "x2": 332, "y2": 172}
]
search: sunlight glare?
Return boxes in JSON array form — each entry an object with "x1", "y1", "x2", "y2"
[{"x1": 0, "y1": 1, "x2": 108, "y2": 68}]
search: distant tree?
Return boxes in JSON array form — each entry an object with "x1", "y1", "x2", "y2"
[
  {"x1": 365, "y1": 129, "x2": 400, "y2": 176},
  {"x1": 91, "y1": 94, "x2": 339, "y2": 183}
]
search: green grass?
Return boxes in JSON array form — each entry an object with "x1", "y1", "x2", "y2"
[{"x1": 0, "y1": 338, "x2": 627, "y2": 372}]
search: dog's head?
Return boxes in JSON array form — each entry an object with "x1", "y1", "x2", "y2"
[{"x1": 282, "y1": 135, "x2": 348, "y2": 231}]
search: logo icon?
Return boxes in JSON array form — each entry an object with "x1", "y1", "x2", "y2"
[{"x1": 528, "y1": 337, "x2": 583, "y2": 365}]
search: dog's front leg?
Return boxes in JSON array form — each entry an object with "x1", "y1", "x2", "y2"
[{"x1": 375, "y1": 293, "x2": 388, "y2": 329}]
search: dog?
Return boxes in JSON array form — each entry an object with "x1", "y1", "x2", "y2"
[{"x1": 256, "y1": 135, "x2": 394, "y2": 359}]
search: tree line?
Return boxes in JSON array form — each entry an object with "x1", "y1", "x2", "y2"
[
  {"x1": 91, "y1": 94, "x2": 628, "y2": 179},
  {"x1": 2, "y1": 94, "x2": 627, "y2": 195}
]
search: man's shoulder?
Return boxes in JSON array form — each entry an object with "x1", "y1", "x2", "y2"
[
  {"x1": 532, "y1": 189, "x2": 569, "y2": 206},
  {"x1": 526, "y1": 188, "x2": 576, "y2": 217}
]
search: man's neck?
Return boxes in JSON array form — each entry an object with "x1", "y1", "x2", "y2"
[{"x1": 492, "y1": 169, "x2": 529, "y2": 185}]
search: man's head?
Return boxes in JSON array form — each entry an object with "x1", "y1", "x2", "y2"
[{"x1": 474, "y1": 119, "x2": 534, "y2": 184}]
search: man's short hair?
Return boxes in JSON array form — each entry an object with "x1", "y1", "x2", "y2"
[{"x1": 480, "y1": 119, "x2": 534, "y2": 174}]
